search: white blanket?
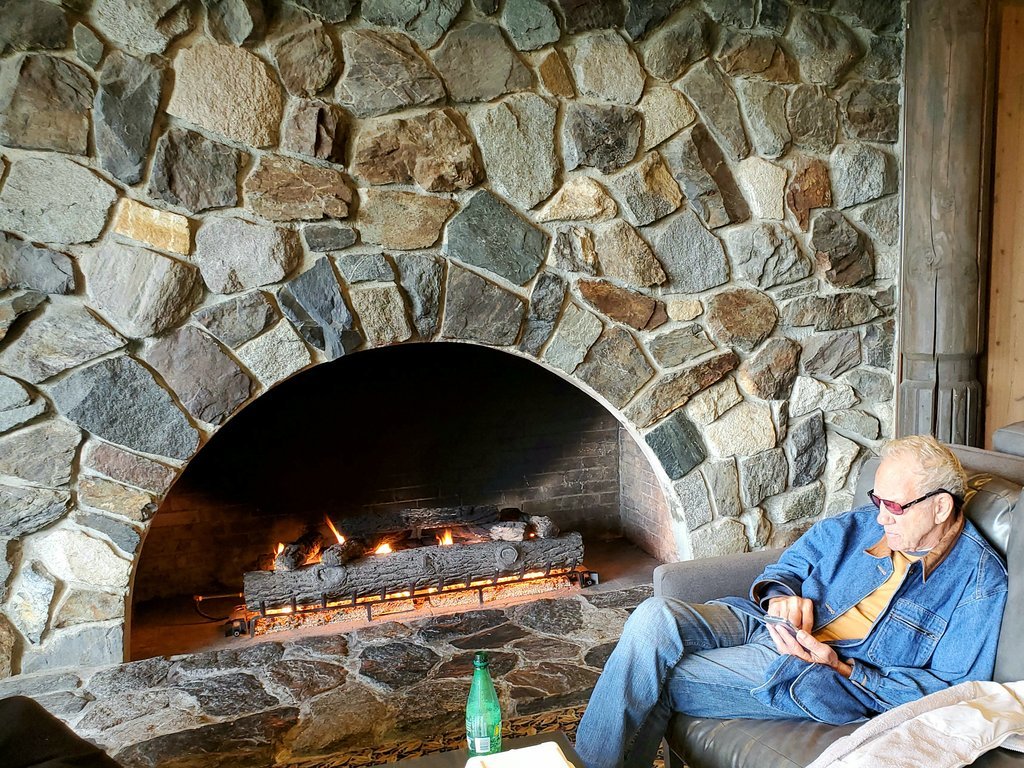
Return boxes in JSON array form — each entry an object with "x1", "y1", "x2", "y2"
[{"x1": 806, "y1": 680, "x2": 1024, "y2": 768}]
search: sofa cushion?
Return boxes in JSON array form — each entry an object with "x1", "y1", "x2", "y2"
[{"x1": 993, "y1": 421, "x2": 1024, "y2": 457}]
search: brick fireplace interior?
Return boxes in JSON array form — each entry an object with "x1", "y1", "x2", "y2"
[{"x1": 130, "y1": 342, "x2": 666, "y2": 658}]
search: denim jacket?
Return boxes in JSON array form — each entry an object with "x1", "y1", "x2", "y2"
[{"x1": 718, "y1": 505, "x2": 1008, "y2": 725}]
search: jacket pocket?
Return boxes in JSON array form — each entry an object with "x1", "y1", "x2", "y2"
[{"x1": 866, "y1": 598, "x2": 947, "y2": 667}]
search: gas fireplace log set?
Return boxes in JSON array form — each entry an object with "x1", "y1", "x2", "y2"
[{"x1": 243, "y1": 507, "x2": 584, "y2": 613}]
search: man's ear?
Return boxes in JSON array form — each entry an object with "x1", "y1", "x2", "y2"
[{"x1": 934, "y1": 495, "x2": 955, "y2": 524}]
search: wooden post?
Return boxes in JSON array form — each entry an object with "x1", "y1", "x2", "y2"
[{"x1": 899, "y1": 0, "x2": 995, "y2": 444}]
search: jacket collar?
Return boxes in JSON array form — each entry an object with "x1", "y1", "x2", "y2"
[{"x1": 865, "y1": 514, "x2": 966, "y2": 581}]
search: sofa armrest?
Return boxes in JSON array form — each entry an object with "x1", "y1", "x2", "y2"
[{"x1": 653, "y1": 549, "x2": 784, "y2": 604}]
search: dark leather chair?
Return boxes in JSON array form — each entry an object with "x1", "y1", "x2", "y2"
[
  {"x1": 653, "y1": 445, "x2": 1024, "y2": 768},
  {"x1": 0, "y1": 695, "x2": 121, "y2": 768}
]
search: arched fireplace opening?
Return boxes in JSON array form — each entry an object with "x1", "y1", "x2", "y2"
[{"x1": 130, "y1": 342, "x2": 669, "y2": 659}]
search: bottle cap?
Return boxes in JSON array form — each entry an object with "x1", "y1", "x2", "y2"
[{"x1": 473, "y1": 651, "x2": 489, "y2": 668}]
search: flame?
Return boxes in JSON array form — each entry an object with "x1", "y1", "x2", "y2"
[
  {"x1": 374, "y1": 542, "x2": 393, "y2": 555},
  {"x1": 324, "y1": 515, "x2": 345, "y2": 545},
  {"x1": 275, "y1": 542, "x2": 284, "y2": 555},
  {"x1": 437, "y1": 529, "x2": 453, "y2": 546}
]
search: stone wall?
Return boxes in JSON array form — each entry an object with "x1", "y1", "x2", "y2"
[
  {"x1": 618, "y1": 426, "x2": 675, "y2": 562},
  {"x1": 0, "y1": 0, "x2": 901, "y2": 676}
]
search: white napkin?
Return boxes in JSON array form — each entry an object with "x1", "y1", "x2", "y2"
[{"x1": 465, "y1": 740, "x2": 574, "y2": 768}]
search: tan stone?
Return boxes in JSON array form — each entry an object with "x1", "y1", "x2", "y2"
[
  {"x1": 244, "y1": 155, "x2": 352, "y2": 222},
  {"x1": 594, "y1": 220, "x2": 666, "y2": 287},
  {"x1": 349, "y1": 284, "x2": 413, "y2": 347},
  {"x1": 736, "y1": 157, "x2": 787, "y2": 220},
  {"x1": 112, "y1": 198, "x2": 191, "y2": 256},
  {"x1": 358, "y1": 190, "x2": 456, "y2": 250},
  {"x1": 537, "y1": 177, "x2": 616, "y2": 223},
  {"x1": 78, "y1": 476, "x2": 156, "y2": 523},
  {"x1": 628, "y1": 351, "x2": 739, "y2": 428},
  {"x1": 786, "y1": 158, "x2": 832, "y2": 232},
  {"x1": 538, "y1": 49, "x2": 574, "y2": 97},
  {"x1": 666, "y1": 298, "x2": 702, "y2": 321},
  {"x1": 639, "y1": 87, "x2": 697, "y2": 150}
]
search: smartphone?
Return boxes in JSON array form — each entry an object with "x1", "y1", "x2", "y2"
[{"x1": 762, "y1": 614, "x2": 799, "y2": 633}]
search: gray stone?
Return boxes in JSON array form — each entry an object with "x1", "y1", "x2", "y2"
[
  {"x1": 304, "y1": 224, "x2": 358, "y2": 253},
  {"x1": 825, "y1": 430, "x2": 861, "y2": 492},
  {"x1": 678, "y1": 60, "x2": 750, "y2": 161},
  {"x1": 0, "y1": 54, "x2": 92, "y2": 154},
  {"x1": 278, "y1": 257, "x2": 362, "y2": 360},
  {"x1": 811, "y1": 210, "x2": 874, "y2": 288},
  {"x1": 335, "y1": 30, "x2": 445, "y2": 118},
  {"x1": 663, "y1": 124, "x2": 750, "y2": 230},
  {"x1": 94, "y1": 52, "x2": 162, "y2": 185},
  {"x1": 736, "y1": 79, "x2": 790, "y2": 159},
  {"x1": 80, "y1": 440, "x2": 177, "y2": 496},
  {"x1": 359, "y1": 642, "x2": 440, "y2": 689},
  {"x1": 833, "y1": 0, "x2": 902, "y2": 33},
  {"x1": 281, "y1": 100, "x2": 347, "y2": 164},
  {"x1": 0, "y1": 0, "x2": 69, "y2": 54},
  {"x1": 703, "y1": 458, "x2": 741, "y2": 517},
  {"x1": 782, "y1": 294, "x2": 882, "y2": 331},
  {"x1": 0, "y1": 291, "x2": 44, "y2": 342},
  {"x1": 0, "y1": 485, "x2": 70, "y2": 537},
  {"x1": 75, "y1": 511, "x2": 140, "y2": 555},
  {"x1": 640, "y1": 7, "x2": 710, "y2": 81},
  {"x1": 444, "y1": 190, "x2": 548, "y2": 285},
  {"x1": 473, "y1": 0, "x2": 498, "y2": 13},
  {"x1": 705, "y1": 288, "x2": 777, "y2": 352},
  {"x1": 787, "y1": 85, "x2": 838, "y2": 154},
  {"x1": 789, "y1": 375, "x2": 859, "y2": 418},
  {"x1": 737, "y1": 337, "x2": 800, "y2": 400},
  {"x1": 501, "y1": 0, "x2": 560, "y2": 51},
  {"x1": 143, "y1": 327, "x2": 253, "y2": 425},
  {"x1": 555, "y1": 0, "x2": 624, "y2": 33},
  {"x1": 47, "y1": 356, "x2": 200, "y2": 461},
  {"x1": 644, "y1": 410, "x2": 706, "y2": 481},
  {"x1": 335, "y1": 253, "x2": 393, "y2": 284},
  {"x1": 0, "y1": 670, "x2": 80, "y2": 700},
  {"x1": 442, "y1": 265, "x2": 525, "y2": 346},
  {"x1": 0, "y1": 233, "x2": 75, "y2": 295},
  {"x1": 470, "y1": 94, "x2": 557, "y2": 210},
  {"x1": 0, "y1": 420, "x2": 80, "y2": 487},
  {"x1": 349, "y1": 284, "x2": 413, "y2": 347},
  {"x1": 831, "y1": 143, "x2": 897, "y2": 209},
  {"x1": 691, "y1": 518, "x2": 748, "y2": 559},
  {"x1": 647, "y1": 325, "x2": 716, "y2": 368},
  {"x1": 625, "y1": 0, "x2": 685, "y2": 40},
  {"x1": 858, "y1": 35, "x2": 902, "y2": 81},
  {"x1": 0, "y1": 377, "x2": 46, "y2": 435},
  {"x1": 858, "y1": 196, "x2": 899, "y2": 248},
  {"x1": 789, "y1": 411, "x2": 826, "y2": 486},
  {"x1": 7, "y1": 561, "x2": 56, "y2": 644},
  {"x1": 739, "y1": 447, "x2": 787, "y2": 506},
  {"x1": 649, "y1": 209, "x2": 730, "y2": 293},
  {"x1": 759, "y1": 0, "x2": 790, "y2": 33},
  {"x1": 148, "y1": 127, "x2": 245, "y2": 214},
  {"x1": 575, "y1": 327, "x2": 655, "y2": 409},
  {"x1": 167, "y1": 42, "x2": 282, "y2": 147},
  {"x1": 593, "y1": 222, "x2": 664, "y2": 287},
  {"x1": 789, "y1": 10, "x2": 863, "y2": 87},
  {"x1": 361, "y1": 0, "x2": 462, "y2": 48},
  {"x1": 826, "y1": 408, "x2": 881, "y2": 441},
  {"x1": 0, "y1": 303, "x2": 125, "y2": 385},
  {"x1": 803, "y1": 331, "x2": 861, "y2": 379},
  {"x1": 562, "y1": 102, "x2": 642, "y2": 174},
  {"x1": 839, "y1": 80, "x2": 899, "y2": 143},
  {"x1": 245, "y1": 155, "x2": 353, "y2": 222},
  {"x1": 674, "y1": 470, "x2": 712, "y2": 529},
  {"x1": 552, "y1": 226, "x2": 598, "y2": 276},
  {"x1": 510, "y1": 598, "x2": 585, "y2": 636},
  {"x1": 82, "y1": 241, "x2": 203, "y2": 338},
  {"x1": 571, "y1": 30, "x2": 645, "y2": 106},
  {"x1": 704, "y1": 400, "x2": 777, "y2": 457},
  {"x1": 0, "y1": 157, "x2": 116, "y2": 245},
  {"x1": 205, "y1": 0, "x2": 266, "y2": 45},
  {"x1": 726, "y1": 222, "x2": 811, "y2": 289},
  {"x1": 609, "y1": 152, "x2": 683, "y2": 226},
  {"x1": 87, "y1": 657, "x2": 171, "y2": 698},
  {"x1": 863, "y1": 319, "x2": 894, "y2": 369},
  {"x1": 520, "y1": 273, "x2": 567, "y2": 356},
  {"x1": 194, "y1": 218, "x2": 300, "y2": 294},
  {"x1": 287, "y1": 0, "x2": 355, "y2": 21},
  {"x1": 702, "y1": 0, "x2": 755, "y2": 27},
  {"x1": 843, "y1": 368, "x2": 893, "y2": 402},
  {"x1": 432, "y1": 22, "x2": 531, "y2": 103},
  {"x1": 94, "y1": 0, "x2": 192, "y2": 54},
  {"x1": 193, "y1": 292, "x2": 279, "y2": 349},
  {"x1": 235, "y1": 321, "x2": 312, "y2": 387},
  {"x1": 627, "y1": 351, "x2": 738, "y2": 427},
  {"x1": 740, "y1": 506, "x2": 772, "y2": 549},
  {"x1": 764, "y1": 481, "x2": 825, "y2": 524},
  {"x1": 543, "y1": 303, "x2": 604, "y2": 374},
  {"x1": 271, "y1": 23, "x2": 338, "y2": 98},
  {"x1": 716, "y1": 30, "x2": 797, "y2": 82},
  {"x1": 177, "y1": 672, "x2": 280, "y2": 717},
  {"x1": 73, "y1": 24, "x2": 103, "y2": 68},
  {"x1": 394, "y1": 253, "x2": 444, "y2": 339}
]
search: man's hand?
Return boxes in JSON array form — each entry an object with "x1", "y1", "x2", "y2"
[
  {"x1": 766, "y1": 595, "x2": 814, "y2": 632},
  {"x1": 766, "y1": 624, "x2": 853, "y2": 678}
]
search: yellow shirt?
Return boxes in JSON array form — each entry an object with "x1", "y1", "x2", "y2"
[{"x1": 813, "y1": 551, "x2": 923, "y2": 643}]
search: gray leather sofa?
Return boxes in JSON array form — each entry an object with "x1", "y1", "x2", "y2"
[{"x1": 653, "y1": 444, "x2": 1024, "y2": 768}]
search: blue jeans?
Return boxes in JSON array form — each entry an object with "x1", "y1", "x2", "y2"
[{"x1": 575, "y1": 597, "x2": 807, "y2": 768}]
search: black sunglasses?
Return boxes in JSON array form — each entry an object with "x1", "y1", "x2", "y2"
[{"x1": 868, "y1": 488, "x2": 959, "y2": 516}]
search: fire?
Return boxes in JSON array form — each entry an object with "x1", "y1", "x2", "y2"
[
  {"x1": 324, "y1": 515, "x2": 345, "y2": 545},
  {"x1": 275, "y1": 542, "x2": 284, "y2": 555},
  {"x1": 374, "y1": 542, "x2": 393, "y2": 555},
  {"x1": 437, "y1": 529, "x2": 453, "y2": 546}
]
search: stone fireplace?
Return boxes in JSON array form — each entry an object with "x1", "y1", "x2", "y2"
[{"x1": 0, "y1": 0, "x2": 902, "y2": 760}]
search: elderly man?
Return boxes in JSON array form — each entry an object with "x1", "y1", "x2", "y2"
[{"x1": 575, "y1": 436, "x2": 1008, "y2": 768}]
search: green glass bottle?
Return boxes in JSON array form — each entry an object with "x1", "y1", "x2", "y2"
[{"x1": 466, "y1": 651, "x2": 502, "y2": 756}]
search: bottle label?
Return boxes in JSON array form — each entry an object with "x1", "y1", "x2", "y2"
[{"x1": 473, "y1": 737, "x2": 491, "y2": 753}]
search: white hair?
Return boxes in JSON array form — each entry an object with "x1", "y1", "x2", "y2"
[{"x1": 880, "y1": 435, "x2": 967, "y2": 499}]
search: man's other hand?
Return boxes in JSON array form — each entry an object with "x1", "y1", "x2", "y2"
[
  {"x1": 766, "y1": 624, "x2": 853, "y2": 678},
  {"x1": 766, "y1": 595, "x2": 814, "y2": 632}
]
